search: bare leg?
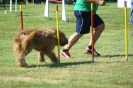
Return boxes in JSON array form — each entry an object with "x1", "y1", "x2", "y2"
[
  {"x1": 89, "y1": 23, "x2": 105, "y2": 46},
  {"x1": 64, "y1": 32, "x2": 83, "y2": 50},
  {"x1": 38, "y1": 52, "x2": 45, "y2": 62}
]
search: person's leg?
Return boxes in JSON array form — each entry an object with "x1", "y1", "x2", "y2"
[
  {"x1": 60, "y1": 33, "x2": 83, "y2": 58},
  {"x1": 60, "y1": 10, "x2": 90, "y2": 58},
  {"x1": 85, "y1": 14, "x2": 105, "y2": 56},
  {"x1": 64, "y1": 32, "x2": 83, "y2": 50},
  {"x1": 89, "y1": 23, "x2": 105, "y2": 46}
]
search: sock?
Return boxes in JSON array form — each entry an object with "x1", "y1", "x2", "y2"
[
  {"x1": 62, "y1": 49, "x2": 68, "y2": 52},
  {"x1": 88, "y1": 46, "x2": 92, "y2": 49}
]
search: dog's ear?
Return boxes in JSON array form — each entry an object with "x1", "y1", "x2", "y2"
[
  {"x1": 52, "y1": 28, "x2": 61, "y2": 36},
  {"x1": 51, "y1": 29, "x2": 57, "y2": 38},
  {"x1": 53, "y1": 29, "x2": 57, "y2": 34}
]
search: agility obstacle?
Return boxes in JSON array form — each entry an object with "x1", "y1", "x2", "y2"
[
  {"x1": 20, "y1": 5, "x2": 23, "y2": 30},
  {"x1": 10, "y1": 0, "x2": 131, "y2": 63},
  {"x1": 10, "y1": 0, "x2": 34, "y2": 13},
  {"x1": 44, "y1": 0, "x2": 68, "y2": 22},
  {"x1": 117, "y1": 0, "x2": 131, "y2": 61},
  {"x1": 9, "y1": 0, "x2": 17, "y2": 12},
  {"x1": 118, "y1": 0, "x2": 131, "y2": 8},
  {"x1": 56, "y1": 5, "x2": 60, "y2": 64},
  {"x1": 124, "y1": 0, "x2": 128, "y2": 61},
  {"x1": 10, "y1": 0, "x2": 12, "y2": 12},
  {"x1": 90, "y1": 3, "x2": 94, "y2": 62}
]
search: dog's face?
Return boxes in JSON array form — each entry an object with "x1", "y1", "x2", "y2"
[{"x1": 59, "y1": 31, "x2": 68, "y2": 46}]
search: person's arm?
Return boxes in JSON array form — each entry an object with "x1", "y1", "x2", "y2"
[{"x1": 84, "y1": 0, "x2": 106, "y2": 6}]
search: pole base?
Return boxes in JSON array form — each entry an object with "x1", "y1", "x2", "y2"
[
  {"x1": 92, "y1": 58, "x2": 94, "y2": 63},
  {"x1": 125, "y1": 58, "x2": 128, "y2": 61},
  {"x1": 58, "y1": 60, "x2": 60, "y2": 64}
]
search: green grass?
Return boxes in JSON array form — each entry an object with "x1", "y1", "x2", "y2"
[{"x1": 0, "y1": 2, "x2": 133, "y2": 88}]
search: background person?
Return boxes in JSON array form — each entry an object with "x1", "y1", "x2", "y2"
[{"x1": 131, "y1": 0, "x2": 133, "y2": 36}]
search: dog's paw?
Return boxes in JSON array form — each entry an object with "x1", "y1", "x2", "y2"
[{"x1": 18, "y1": 63, "x2": 28, "y2": 67}]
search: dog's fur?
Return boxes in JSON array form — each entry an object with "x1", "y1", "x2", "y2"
[{"x1": 13, "y1": 29, "x2": 68, "y2": 67}]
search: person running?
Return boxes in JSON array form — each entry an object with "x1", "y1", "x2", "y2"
[{"x1": 60, "y1": 0, "x2": 106, "y2": 58}]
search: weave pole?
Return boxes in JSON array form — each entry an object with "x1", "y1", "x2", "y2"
[
  {"x1": 15, "y1": 0, "x2": 17, "y2": 13},
  {"x1": 44, "y1": 0, "x2": 49, "y2": 18},
  {"x1": 124, "y1": 0, "x2": 128, "y2": 61},
  {"x1": 10, "y1": 0, "x2": 12, "y2": 12},
  {"x1": 20, "y1": 5, "x2": 23, "y2": 30},
  {"x1": 91, "y1": 3, "x2": 94, "y2": 62},
  {"x1": 62, "y1": 0, "x2": 67, "y2": 21},
  {"x1": 56, "y1": 5, "x2": 60, "y2": 64}
]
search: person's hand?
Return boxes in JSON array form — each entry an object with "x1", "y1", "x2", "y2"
[{"x1": 97, "y1": 0, "x2": 106, "y2": 6}]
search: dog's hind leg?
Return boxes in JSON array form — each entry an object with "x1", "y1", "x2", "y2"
[
  {"x1": 46, "y1": 52, "x2": 58, "y2": 63},
  {"x1": 16, "y1": 46, "x2": 33, "y2": 67},
  {"x1": 38, "y1": 52, "x2": 45, "y2": 62},
  {"x1": 16, "y1": 51, "x2": 28, "y2": 67}
]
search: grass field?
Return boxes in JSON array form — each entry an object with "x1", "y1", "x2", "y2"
[{"x1": 0, "y1": 2, "x2": 133, "y2": 88}]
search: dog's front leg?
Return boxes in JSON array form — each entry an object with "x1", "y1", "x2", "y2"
[
  {"x1": 46, "y1": 52, "x2": 58, "y2": 63},
  {"x1": 38, "y1": 52, "x2": 45, "y2": 62}
]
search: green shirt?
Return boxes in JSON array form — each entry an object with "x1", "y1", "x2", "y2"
[{"x1": 74, "y1": 0, "x2": 99, "y2": 14}]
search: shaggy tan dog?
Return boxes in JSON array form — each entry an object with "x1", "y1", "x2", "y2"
[{"x1": 13, "y1": 29, "x2": 68, "y2": 67}]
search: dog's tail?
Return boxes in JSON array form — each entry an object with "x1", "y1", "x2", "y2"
[
  {"x1": 13, "y1": 31, "x2": 37, "y2": 54},
  {"x1": 21, "y1": 31, "x2": 37, "y2": 50}
]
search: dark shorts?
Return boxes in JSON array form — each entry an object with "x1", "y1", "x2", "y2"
[{"x1": 74, "y1": 10, "x2": 104, "y2": 34}]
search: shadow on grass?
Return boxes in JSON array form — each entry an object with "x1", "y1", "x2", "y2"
[
  {"x1": 101, "y1": 54, "x2": 133, "y2": 58},
  {"x1": 28, "y1": 61, "x2": 93, "y2": 68},
  {"x1": 27, "y1": 54, "x2": 133, "y2": 68}
]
